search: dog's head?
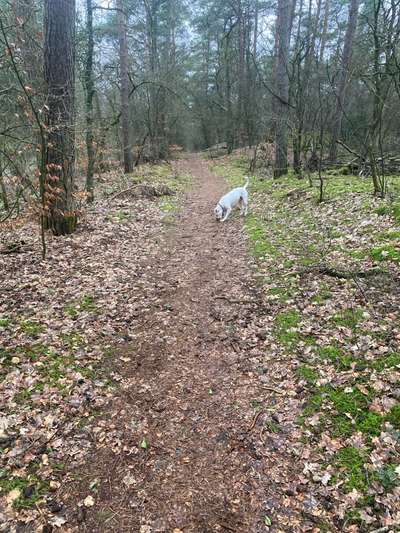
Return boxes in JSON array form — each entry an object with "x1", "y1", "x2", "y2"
[{"x1": 214, "y1": 204, "x2": 224, "y2": 221}]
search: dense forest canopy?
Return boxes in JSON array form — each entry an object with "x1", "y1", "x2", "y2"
[{"x1": 0, "y1": 0, "x2": 400, "y2": 235}]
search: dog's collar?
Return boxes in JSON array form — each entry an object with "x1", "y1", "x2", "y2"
[{"x1": 218, "y1": 202, "x2": 225, "y2": 212}]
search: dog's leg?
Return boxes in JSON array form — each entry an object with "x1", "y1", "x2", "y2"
[{"x1": 221, "y1": 207, "x2": 231, "y2": 221}]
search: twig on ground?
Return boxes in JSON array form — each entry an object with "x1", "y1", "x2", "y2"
[
  {"x1": 263, "y1": 386, "x2": 284, "y2": 394},
  {"x1": 214, "y1": 295, "x2": 261, "y2": 306},
  {"x1": 248, "y1": 410, "x2": 264, "y2": 431},
  {"x1": 299, "y1": 264, "x2": 384, "y2": 279}
]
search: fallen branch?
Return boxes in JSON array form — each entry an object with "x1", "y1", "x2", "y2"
[
  {"x1": 299, "y1": 264, "x2": 384, "y2": 279},
  {"x1": 108, "y1": 183, "x2": 175, "y2": 202},
  {"x1": 336, "y1": 140, "x2": 363, "y2": 160},
  {"x1": 0, "y1": 242, "x2": 32, "y2": 254}
]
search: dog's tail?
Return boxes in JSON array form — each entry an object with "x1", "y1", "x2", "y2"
[{"x1": 243, "y1": 176, "x2": 249, "y2": 189}]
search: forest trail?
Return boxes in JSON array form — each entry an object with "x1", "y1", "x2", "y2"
[{"x1": 63, "y1": 155, "x2": 303, "y2": 532}]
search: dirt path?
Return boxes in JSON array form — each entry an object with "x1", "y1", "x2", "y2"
[{"x1": 63, "y1": 156, "x2": 304, "y2": 532}]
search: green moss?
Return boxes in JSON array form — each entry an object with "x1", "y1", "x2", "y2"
[
  {"x1": 375, "y1": 203, "x2": 400, "y2": 221},
  {"x1": 316, "y1": 345, "x2": 358, "y2": 370},
  {"x1": 297, "y1": 365, "x2": 318, "y2": 384},
  {"x1": 372, "y1": 352, "x2": 400, "y2": 371},
  {"x1": 335, "y1": 447, "x2": 368, "y2": 491},
  {"x1": 0, "y1": 317, "x2": 10, "y2": 327},
  {"x1": 0, "y1": 472, "x2": 48, "y2": 509},
  {"x1": 250, "y1": 399, "x2": 262, "y2": 410},
  {"x1": 303, "y1": 335, "x2": 317, "y2": 345},
  {"x1": 61, "y1": 332, "x2": 86, "y2": 348},
  {"x1": 14, "y1": 388, "x2": 33, "y2": 404},
  {"x1": 386, "y1": 405, "x2": 400, "y2": 429},
  {"x1": 328, "y1": 387, "x2": 369, "y2": 417},
  {"x1": 18, "y1": 343, "x2": 52, "y2": 362},
  {"x1": 370, "y1": 244, "x2": 400, "y2": 262},
  {"x1": 0, "y1": 348, "x2": 14, "y2": 368},
  {"x1": 266, "y1": 287, "x2": 291, "y2": 301},
  {"x1": 245, "y1": 215, "x2": 277, "y2": 258},
  {"x1": 276, "y1": 309, "x2": 301, "y2": 329},
  {"x1": 304, "y1": 384, "x2": 380, "y2": 437},
  {"x1": 275, "y1": 310, "x2": 301, "y2": 347},
  {"x1": 357, "y1": 412, "x2": 383, "y2": 436},
  {"x1": 393, "y1": 203, "x2": 400, "y2": 222},
  {"x1": 325, "y1": 387, "x2": 383, "y2": 437},
  {"x1": 65, "y1": 303, "x2": 79, "y2": 318},
  {"x1": 65, "y1": 294, "x2": 99, "y2": 318},
  {"x1": 20, "y1": 320, "x2": 45, "y2": 337},
  {"x1": 331, "y1": 308, "x2": 364, "y2": 329},
  {"x1": 377, "y1": 230, "x2": 400, "y2": 241},
  {"x1": 106, "y1": 210, "x2": 132, "y2": 224},
  {"x1": 80, "y1": 294, "x2": 98, "y2": 312},
  {"x1": 375, "y1": 205, "x2": 391, "y2": 216},
  {"x1": 312, "y1": 288, "x2": 332, "y2": 303},
  {"x1": 160, "y1": 198, "x2": 178, "y2": 213},
  {"x1": 303, "y1": 387, "x2": 329, "y2": 415}
]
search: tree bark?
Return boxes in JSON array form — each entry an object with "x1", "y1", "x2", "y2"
[
  {"x1": 43, "y1": 0, "x2": 77, "y2": 236},
  {"x1": 274, "y1": 0, "x2": 292, "y2": 177},
  {"x1": 117, "y1": 0, "x2": 133, "y2": 173},
  {"x1": 329, "y1": 0, "x2": 360, "y2": 163},
  {"x1": 0, "y1": 162, "x2": 9, "y2": 212},
  {"x1": 85, "y1": 0, "x2": 95, "y2": 202}
]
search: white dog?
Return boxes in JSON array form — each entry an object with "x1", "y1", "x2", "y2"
[{"x1": 214, "y1": 177, "x2": 249, "y2": 222}]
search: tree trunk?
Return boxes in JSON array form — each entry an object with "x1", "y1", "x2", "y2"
[
  {"x1": 117, "y1": 0, "x2": 133, "y2": 173},
  {"x1": 274, "y1": 0, "x2": 291, "y2": 177},
  {"x1": 319, "y1": 0, "x2": 330, "y2": 62},
  {"x1": 85, "y1": 0, "x2": 95, "y2": 202},
  {"x1": 329, "y1": 0, "x2": 360, "y2": 163},
  {"x1": 237, "y1": 0, "x2": 246, "y2": 145},
  {"x1": 94, "y1": 93, "x2": 108, "y2": 172},
  {"x1": 0, "y1": 157, "x2": 9, "y2": 212},
  {"x1": 43, "y1": 0, "x2": 77, "y2": 236},
  {"x1": 224, "y1": 36, "x2": 234, "y2": 153}
]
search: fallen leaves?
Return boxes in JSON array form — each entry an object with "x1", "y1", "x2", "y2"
[
  {"x1": 0, "y1": 164, "x2": 182, "y2": 529},
  {"x1": 83, "y1": 495, "x2": 95, "y2": 507},
  {"x1": 6, "y1": 489, "x2": 21, "y2": 506}
]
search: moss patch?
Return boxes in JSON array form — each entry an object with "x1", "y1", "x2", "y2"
[
  {"x1": 370, "y1": 244, "x2": 400, "y2": 262},
  {"x1": 331, "y1": 308, "x2": 364, "y2": 329},
  {"x1": 20, "y1": 320, "x2": 45, "y2": 337},
  {"x1": 245, "y1": 215, "x2": 277, "y2": 258},
  {"x1": 275, "y1": 309, "x2": 301, "y2": 347},
  {"x1": 0, "y1": 472, "x2": 48, "y2": 509},
  {"x1": 335, "y1": 447, "x2": 368, "y2": 491}
]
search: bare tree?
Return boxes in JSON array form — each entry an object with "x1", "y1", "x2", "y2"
[
  {"x1": 274, "y1": 0, "x2": 292, "y2": 177},
  {"x1": 85, "y1": 0, "x2": 95, "y2": 202},
  {"x1": 329, "y1": 0, "x2": 360, "y2": 163},
  {"x1": 117, "y1": 0, "x2": 133, "y2": 173}
]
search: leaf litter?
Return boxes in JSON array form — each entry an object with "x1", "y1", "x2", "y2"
[{"x1": 0, "y1": 155, "x2": 399, "y2": 532}]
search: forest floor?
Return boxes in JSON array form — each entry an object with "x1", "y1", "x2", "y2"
[{"x1": 1, "y1": 154, "x2": 400, "y2": 533}]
